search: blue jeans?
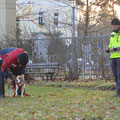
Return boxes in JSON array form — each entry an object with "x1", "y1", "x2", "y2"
[{"x1": 111, "y1": 58, "x2": 120, "y2": 95}]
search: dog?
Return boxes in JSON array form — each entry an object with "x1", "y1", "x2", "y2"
[
  {"x1": 7, "y1": 75, "x2": 25, "y2": 97},
  {"x1": 15, "y1": 75, "x2": 25, "y2": 97}
]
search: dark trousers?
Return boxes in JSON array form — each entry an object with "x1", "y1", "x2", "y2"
[
  {"x1": 111, "y1": 58, "x2": 120, "y2": 95},
  {"x1": 0, "y1": 65, "x2": 4, "y2": 96}
]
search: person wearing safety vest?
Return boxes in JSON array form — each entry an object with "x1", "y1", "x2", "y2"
[
  {"x1": 106, "y1": 18, "x2": 120, "y2": 97},
  {"x1": 0, "y1": 48, "x2": 28, "y2": 98}
]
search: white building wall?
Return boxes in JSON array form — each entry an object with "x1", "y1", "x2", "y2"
[
  {"x1": 6, "y1": 0, "x2": 16, "y2": 40},
  {"x1": 0, "y1": 0, "x2": 7, "y2": 35},
  {"x1": 0, "y1": 0, "x2": 16, "y2": 41}
]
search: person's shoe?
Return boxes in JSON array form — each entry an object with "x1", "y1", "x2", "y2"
[{"x1": 0, "y1": 95, "x2": 5, "y2": 98}]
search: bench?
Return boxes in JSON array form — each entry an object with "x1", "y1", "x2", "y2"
[{"x1": 25, "y1": 63, "x2": 59, "y2": 80}]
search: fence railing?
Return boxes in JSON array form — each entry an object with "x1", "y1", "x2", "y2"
[{"x1": 15, "y1": 35, "x2": 112, "y2": 80}]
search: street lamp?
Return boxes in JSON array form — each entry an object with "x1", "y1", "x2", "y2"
[{"x1": 71, "y1": 0, "x2": 84, "y2": 79}]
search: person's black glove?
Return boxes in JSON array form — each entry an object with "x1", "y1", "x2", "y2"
[
  {"x1": 2, "y1": 70, "x2": 8, "y2": 78},
  {"x1": 106, "y1": 49, "x2": 110, "y2": 53}
]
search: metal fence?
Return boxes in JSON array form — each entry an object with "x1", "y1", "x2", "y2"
[{"x1": 18, "y1": 35, "x2": 112, "y2": 80}]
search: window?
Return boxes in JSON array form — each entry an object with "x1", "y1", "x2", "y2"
[
  {"x1": 54, "y1": 12, "x2": 59, "y2": 26},
  {"x1": 38, "y1": 12, "x2": 44, "y2": 26}
]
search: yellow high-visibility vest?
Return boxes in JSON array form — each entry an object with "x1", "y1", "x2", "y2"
[{"x1": 108, "y1": 30, "x2": 120, "y2": 58}]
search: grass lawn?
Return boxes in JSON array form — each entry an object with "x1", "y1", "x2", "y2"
[{"x1": 1, "y1": 80, "x2": 120, "y2": 120}]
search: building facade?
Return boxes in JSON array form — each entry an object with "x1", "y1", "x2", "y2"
[{"x1": 17, "y1": 0, "x2": 78, "y2": 38}]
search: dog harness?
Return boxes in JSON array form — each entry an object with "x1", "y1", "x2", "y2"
[{"x1": 9, "y1": 81, "x2": 24, "y2": 97}]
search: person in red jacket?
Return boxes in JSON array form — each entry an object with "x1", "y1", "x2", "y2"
[{"x1": 0, "y1": 48, "x2": 28, "y2": 98}]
